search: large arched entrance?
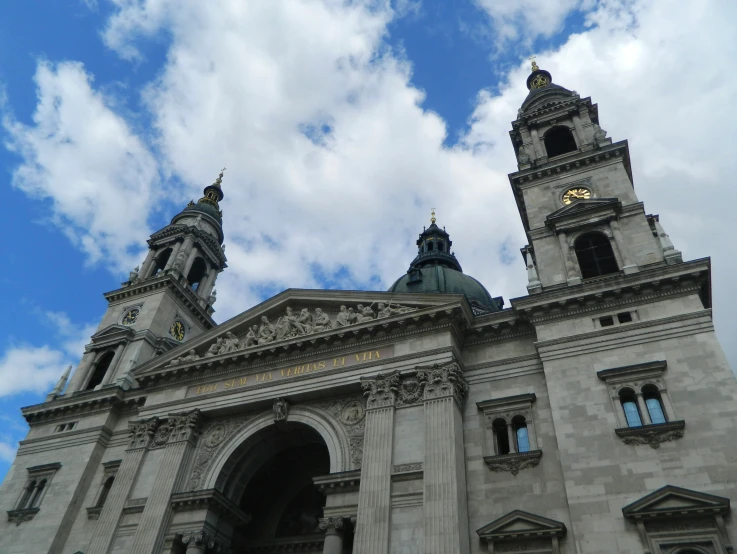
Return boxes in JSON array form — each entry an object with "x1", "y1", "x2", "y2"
[{"x1": 220, "y1": 422, "x2": 353, "y2": 553}]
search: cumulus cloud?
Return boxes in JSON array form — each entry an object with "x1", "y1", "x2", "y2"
[{"x1": 3, "y1": 60, "x2": 160, "y2": 270}]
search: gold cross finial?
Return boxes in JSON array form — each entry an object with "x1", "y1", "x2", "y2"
[
  {"x1": 431, "y1": 207, "x2": 436, "y2": 224},
  {"x1": 529, "y1": 55, "x2": 539, "y2": 72},
  {"x1": 213, "y1": 167, "x2": 226, "y2": 186}
]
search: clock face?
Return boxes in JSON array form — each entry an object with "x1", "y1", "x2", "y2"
[
  {"x1": 122, "y1": 308, "x2": 139, "y2": 325},
  {"x1": 562, "y1": 187, "x2": 592, "y2": 204},
  {"x1": 170, "y1": 320, "x2": 186, "y2": 341}
]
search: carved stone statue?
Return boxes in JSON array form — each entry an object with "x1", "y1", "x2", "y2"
[
  {"x1": 258, "y1": 316, "x2": 276, "y2": 344},
  {"x1": 219, "y1": 331, "x2": 240, "y2": 355},
  {"x1": 173, "y1": 250, "x2": 187, "y2": 271},
  {"x1": 335, "y1": 305, "x2": 350, "y2": 327},
  {"x1": 273, "y1": 397, "x2": 289, "y2": 422},
  {"x1": 593, "y1": 124, "x2": 608, "y2": 143},
  {"x1": 276, "y1": 306, "x2": 306, "y2": 340},
  {"x1": 298, "y1": 308, "x2": 313, "y2": 334},
  {"x1": 377, "y1": 301, "x2": 415, "y2": 318},
  {"x1": 313, "y1": 308, "x2": 332, "y2": 332},
  {"x1": 181, "y1": 349, "x2": 199, "y2": 363},
  {"x1": 208, "y1": 288, "x2": 217, "y2": 306},
  {"x1": 243, "y1": 325, "x2": 259, "y2": 347},
  {"x1": 347, "y1": 307, "x2": 357, "y2": 325},
  {"x1": 517, "y1": 145, "x2": 531, "y2": 164},
  {"x1": 129, "y1": 265, "x2": 140, "y2": 282},
  {"x1": 356, "y1": 304, "x2": 375, "y2": 323},
  {"x1": 205, "y1": 337, "x2": 222, "y2": 357}
]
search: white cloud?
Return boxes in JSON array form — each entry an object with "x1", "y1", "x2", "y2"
[
  {"x1": 0, "y1": 441, "x2": 17, "y2": 463},
  {"x1": 3, "y1": 60, "x2": 160, "y2": 270}
]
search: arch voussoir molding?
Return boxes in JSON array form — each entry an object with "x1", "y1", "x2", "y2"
[{"x1": 202, "y1": 405, "x2": 352, "y2": 492}]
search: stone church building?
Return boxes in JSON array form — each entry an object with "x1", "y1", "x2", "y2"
[{"x1": 2, "y1": 62, "x2": 736, "y2": 554}]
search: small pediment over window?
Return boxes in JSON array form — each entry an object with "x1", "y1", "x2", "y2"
[
  {"x1": 91, "y1": 324, "x2": 134, "y2": 341},
  {"x1": 546, "y1": 198, "x2": 621, "y2": 224},
  {"x1": 622, "y1": 485, "x2": 730, "y2": 521},
  {"x1": 477, "y1": 509, "x2": 566, "y2": 541}
]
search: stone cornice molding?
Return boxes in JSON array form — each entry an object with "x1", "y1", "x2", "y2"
[
  {"x1": 17, "y1": 426, "x2": 112, "y2": 456},
  {"x1": 171, "y1": 489, "x2": 251, "y2": 527},
  {"x1": 361, "y1": 371, "x2": 399, "y2": 409},
  {"x1": 7, "y1": 507, "x2": 40, "y2": 526},
  {"x1": 149, "y1": 224, "x2": 226, "y2": 265},
  {"x1": 597, "y1": 360, "x2": 667, "y2": 383},
  {"x1": 483, "y1": 450, "x2": 542, "y2": 475},
  {"x1": 21, "y1": 389, "x2": 145, "y2": 425},
  {"x1": 477, "y1": 393, "x2": 536, "y2": 413},
  {"x1": 615, "y1": 420, "x2": 685, "y2": 449},
  {"x1": 545, "y1": 198, "x2": 622, "y2": 233},
  {"x1": 104, "y1": 273, "x2": 215, "y2": 329},
  {"x1": 313, "y1": 470, "x2": 361, "y2": 495},
  {"x1": 622, "y1": 485, "x2": 731, "y2": 521}
]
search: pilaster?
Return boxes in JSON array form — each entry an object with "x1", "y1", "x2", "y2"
[
  {"x1": 128, "y1": 409, "x2": 203, "y2": 554},
  {"x1": 417, "y1": 361, "x2": 470, "y2": 554},
  {"x1": 87, "y1": 417, "x2": 159, "y2": 554},
  {"x1": 353, "y1": 371, "x2": 399, "y2": 554}
]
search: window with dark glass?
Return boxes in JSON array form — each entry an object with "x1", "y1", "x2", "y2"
[
  {"x1": 492, "y1": 418, "x2": 510, "y2": 455},
  {"x1": 186, "y1": 257, "x2": 207, "y2": 291},
  {"x1": 512, "y1": 416, "x2": 530, "y2": 453},
  {"x1": 152, "y1": 248, "x2": 172, "y2": 275},
  {"x1": 96, "y1": 476, "x2": 115, "y2": 508},
  {"x1": 619, "y1": 389, "x2": 642, "y2": 427},
  {"x1": 600, "y1": 316, "x2": 614, "y2": 327},
  {"x1": 544, "y1": 126, "x2": 577, "y2": 157},
  {"x1": 575, "y1": 233, "x2": 619, "y2": 279},
  {"x1": 642, "y1": 385, "x2": 667, "y2": 424},
  {"x1": 85, "y1": 351, "x2": 115, "y2": 391},
  {"x1": 617, "y1": 312, "x2": 633, "y2": 323}
]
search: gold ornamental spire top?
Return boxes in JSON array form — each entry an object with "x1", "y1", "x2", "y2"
[
  {"x1": 431, "y1": 207, "x2": 436, "y2": 224},
  {"x1": 529, "y1": 55, "x2": 539, "y2": 72},
  {"x1": 213, "y1": 167, "x2": 226, "y2": 188}
]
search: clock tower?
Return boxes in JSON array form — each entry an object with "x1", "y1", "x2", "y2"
[
  {"x1": 63, "y1": 171, "x2": 228, "y2": 395},
  {"x1": 510, "y1": 60, "x2": 683, "y2": 295}
]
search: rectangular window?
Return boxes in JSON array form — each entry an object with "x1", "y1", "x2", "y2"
[
  {"x1": 600, "y1": 316, "x2": 614, "y2": 327},
  {"x1": 617, "y1": 312, "x2": 633, "y2": 323}
]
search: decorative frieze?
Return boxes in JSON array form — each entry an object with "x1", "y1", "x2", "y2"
[
  {"x1": 7, "y1": 508, "x2": 39, "y2": 526},
  {"x1": 483, "y1": 450, "x2": 542, "y2": 476},
  {"x1": 361, "y1": 371, "x2": 400, "y2": 409},
  {"x1": 615, "y1": 420, "x2": 685, "y2": 449}
]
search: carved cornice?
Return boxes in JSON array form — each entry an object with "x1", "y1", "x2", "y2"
[
  {"x1": 86, "y1": 506, "x2": 102, "y2": 520},
  {"x1": 7, "y1": 508, "x2": 39, "y2": 526},
  {"x1": 615, "y1": 421, "x2": 685, "y2": 449},
  {"x1": 149, "y1": 224, "x2": 227, "y2": 266},
  {"x1": 417, "y1": 361, "x2": 468, "y2": 405},
  {"x1": 21, "y1": 389, "x2": 145, "y2": 425},
  {"x1": 483, "y1": 450, "x2": 542, "y2": 475},
  {"x1": 361, "y1": 371, "x2": 400, "y2": 409},
  {"x1": 313, "y1": 470, "x2": 361, "y2": 495},
  {"x1": 171, "y1": 489, "x2": 252, "y2": 527}
]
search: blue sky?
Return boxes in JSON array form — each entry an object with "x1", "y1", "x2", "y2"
[{"x1": 0, "y1": 0, "x2": 735, "y2": 481}]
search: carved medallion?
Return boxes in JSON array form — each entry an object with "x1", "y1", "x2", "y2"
[
  {"x1": 340, "y1": 401, "x2": 365, "y2": 425},
  {"x1": 203, "y1": 423, "x2": 227, "y2": 448}
]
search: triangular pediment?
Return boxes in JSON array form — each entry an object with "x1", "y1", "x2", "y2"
[
  {"x1": 622, "y1": 485, "x2": 730, "y2": 520},
  {"x1": 91, "y1": 324, "x2": 135, "y2": 341},
  {"x1": 133, "y1": 289, "x2": 470, "y2": 379},
  {"x1": 477, "y1": 510, "x2": 566, "y2": 540},
  {"x1": 546, "y1": 198, "x2": 621, "y2": 222}
]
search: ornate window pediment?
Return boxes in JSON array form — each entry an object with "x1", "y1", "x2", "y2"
[
  {"x1": 622, "y1": 485, "x2": 732, "y2": 554},
  {"x1": 477, "y1": 509, "x2": 566, "y2": 553},
  {"x1": 545, "y1": 198, "x2": 622, "y2": 232}
]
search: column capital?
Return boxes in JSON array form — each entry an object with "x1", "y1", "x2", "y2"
[
  {"x1": 127, "y1": 416, "x2": 160, "y2": 450},
  {"x1": 318, "y1": 516, "x2": 345, "y2": 536},
  {"x1": 361, "y1": 371, "x2": 400, "y2": 409},
  {"x1": 417, "y1": 361, "x2": 468, "y2": 405},
  {"x1": 155, "y1": 408, "x2": 203, "y2": 446},
  {"x1": 181, "y1": 529, "x2": 217, "y2": 550}
]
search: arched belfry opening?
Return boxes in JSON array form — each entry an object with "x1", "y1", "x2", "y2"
[
  {"x1": 544, "y1": 126, "x2": 577, "y2": 158},
  {"x1": 219, "y1": 422, "x2": 353, "y2": 552}
]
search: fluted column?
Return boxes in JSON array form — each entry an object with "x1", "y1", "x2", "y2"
[
  {"x1": 319, "y1": 517, "x2": 345, "y2": 554},
  {"x1": 181, "y1": 529, "x2": 216, "y2": 554},
  {"x1": 67, "y1": 351, "x2": 96, "y2": 393},
  {"x1": 163, "y1": 240, "x2": 183, "y2": 271},
  {"x1": 353, "y1": 371, "x2": 399, "y2": 554},
  {"x1": 139, "y1": 249, "x2": 157, "y2": 279},
  {"x1": 87, "y1": 418, "x2": 159, "y2": 554},
  {"x1": 100, "y1": 343, "x2": 126, "y2": 386},
  {"x1": 128, "y1": 410, "x2": 203, "y2": 554},
  {"x1": 418, "y1": 362, "x2": 470, "y2": 554}
]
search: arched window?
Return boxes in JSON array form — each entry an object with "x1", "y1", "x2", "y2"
[
  {"x1": 152, "y1": 248, "x2": 172, "y2": 275},
  {"x1": 97, "y1": 476, "x2": 115, "y2": 508},
  {"x1": 512, "y1": 416, "x2": 530, "y2": 453},
  {"x1": 85, "y1": 351, "x2": 115, "y2": 391},
  {"x1": 575, "y1": 233, "x2": 619, "y2": 279},
  {"x1": 29, "y1": 479, "x2": 47, "y2": 508},
  {"x1": 642, "y1": 384, "x2": 667, "y2": 424},
  {"x1": 18, "y1": 480, "x2": 36, "y2": 509},
  {"x1": 186, "y1": 257, "x2": 207, "y2": 291},
  {"x1": 492, "y1": 418, "x2": 510, "y2": 455},
  {"x1": 619, "y1": 389, "x2": 642, "y2": 428},
  {"x1": 544, "y1": 126, "x2": 577, "y2": 157}
]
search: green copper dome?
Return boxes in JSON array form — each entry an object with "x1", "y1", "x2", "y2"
[{"x1": 388, "y1": 217, "x2": 502, "y2": 314}]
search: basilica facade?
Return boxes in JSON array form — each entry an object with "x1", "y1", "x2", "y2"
[{"x1": 1, "y1": 62, "x2": 736, "y2": 554}]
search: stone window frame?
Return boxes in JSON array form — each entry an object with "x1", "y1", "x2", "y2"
[
  {"x1": 477, "y1": 393, "x2": 542, "y2": 475},
  {"x1": 7, "y1": 462, "x2": 61, "y2": 525},
  {"x1": 54, "y1": 421, "x2": 78, "y2": 433},
  {"x1": 597, "y1": 361, "x2": 685, "y2": 449},
  {"x1": 593, "y1": 309, "x2": 639, "y2": 330},
  {"x1": 568, "y1": 225, "x2": 626, "y2": 278},
  {"x1": 87, "y1": 460, "x2": 121, "y2": 520}
]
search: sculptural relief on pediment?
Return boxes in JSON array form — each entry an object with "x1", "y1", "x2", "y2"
[{"x1": 166, "y1": 300, "x2": 417, "y2": 367}]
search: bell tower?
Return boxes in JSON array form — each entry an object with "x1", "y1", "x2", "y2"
[
  {"x1": 64, "y1": 171, "x2": 228, "y2": 394},
  {"x1": 510, "y1": 59, "x2": 682, "y2": 294}
]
